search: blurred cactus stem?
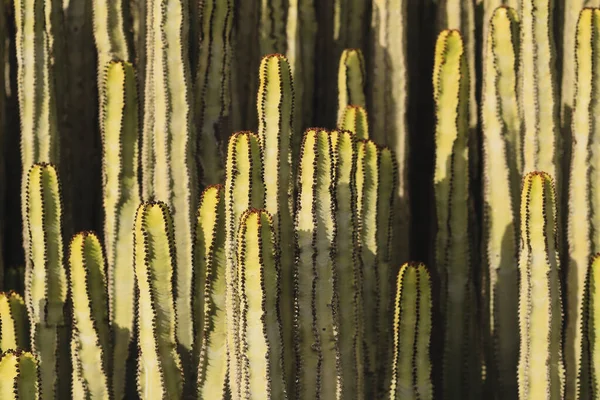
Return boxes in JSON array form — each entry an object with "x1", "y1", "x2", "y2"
[
  {"x1": 0, "y1": 350, "x2": 39, "y2": 400},
  {"x1": 294, "y1": 128, "x2": 341, "y2": 400},
  {"x1": 25, "y1": 163, "x2": 69, "y2": 400},
  {"x1": 195, "y1": 185, "x2": 227, "y2": 399},
  {"x1": 134, "y1": 202, "x2": 183, "y2": 400},
  {"x1": 224, "y1": 132, "x2": 265, "y2": 399},
  {"x1": 339, "y1": 105, "x2": 369, "y2": 140},
  {"x1": 517, "y1": 172, "x2": 564, "y2": 400},
  {"x1": 68, "y1": 232, "x2": 111, "y2": 400},
  {"x1": 0, "y1": 292, "x2": 29, "y2": 352},
  {"x1": 388, "y1": 262, "x2": 433, "y2": 400},
  {"x1": 337, "y1": 49, "x2": 366, "y2": 124},
  {"x1": 481, "y1": 6, "x2": 520, "y2": 398},
  {"x1": 237, "y1": 209, "x2": 287, "y2": 399}
]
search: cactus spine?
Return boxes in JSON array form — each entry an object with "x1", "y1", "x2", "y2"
[
  {"x1": 134, "y1": 202, "x2": 183, "y2": 400},
  {"x1": 587, "y1": 254, "x2": 600, "y2": 396},
  {"x1": 388, "y1": 262, "x2": 433, "y2": 400},
  {"x1": 68, "y1": 232, "x2": 110, "y2": 400},
  {"x1": 481, "y1": 7, "x2": 520, "y2": 397},
  {"x1": 195, "y1": 186, "x2": 227, "y2": 399},
  {"x1": 25, "y1": 163, "x2": 68, "y2": 400},
  {"x1": 194, "y1": 0, "x2": 233, "y2": 185},
  {"x1": 0, "y1": 292, "x2": 28, "y2": 352},
  {"x1": 225, "y1": 132, "x2": 265, "y2": 399},
  {"x1": 340, "y1": 105, "x2": 369, "y2": 140},
  {"x1": 0, "y1": 350, "x2": 38, "y2": 400},
  {"x1": 237, "y1": 209, "x2": 287, "y2": 399},
  {"x1": 100, "y1": 59, "x2": 140, "y2": 400},
  {"x1": 517, "y1": 172, "x2": 564, "y2": 399},
  {"x1": 294, "y1": 128, "x2": 341, "y2": 400},
  {"x1": 337, "y1": 49, "x2": 366, "y2": 124}
]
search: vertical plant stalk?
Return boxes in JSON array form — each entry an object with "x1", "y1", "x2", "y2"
[
  {"x1": 294, "y1": 128, "x2": 341, "y2": 400},
  {"x1": 333, "y1": 0, "x2": 368, "y2": 49},
  {"x1": 259, "y1": 0, "x2": 287, "y2": 56},
  {"x1": 337, "y1": 48, "x2": 366, "y2": 124},
  {"x1": 433, "y1": 30, "x2": 474, "y2": 399},
  {"x1": 388, "y1": 262, "x2": 433, "y2": 400},
  {"x1": 587, "y1": 254, "x2": 600, "y2": 396},
  {"x1": 0, "y1": 350, "x2": 39, "y2": 400},
  {"x1": 195, "y1": 186, "x2": 228, "y2": 399},
  {"x1": 194, "y1": 0, "x2": 233, "y2": 185},
  {"x1": 224, "y1": 132, "x2": 265, "y2": 399},
  {"x1": 517, "y1": 172, "x2": 564, "y2": 399},
  {"x1": 134, "y1": 202, "x2": 183, "y2": 400},
  {"x1": 237, "y1": 209, "x2": 287, "y2": 399},
  {"x1": 25, "y1": 163, "x2": 68, "y2": 400},
  {"x1": 0, "y1": 292, "x2": 29, "y2": 352},
  {"x1": 100, "y1": 60, "x2": 140, "y2": 400},
  {"x1": 339, "y1": 105, "x2": 369, "y2": 140},
  {"x1": 68, "y1": 232, "x2": 111, "y2": 400},
  {"x1": 481, "y1": 6, "x2": 520, "y2": 397}
]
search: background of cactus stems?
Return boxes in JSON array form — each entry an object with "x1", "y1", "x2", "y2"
[{"x1": 4, "y1": 0, "x2": 600, "y2": 399}]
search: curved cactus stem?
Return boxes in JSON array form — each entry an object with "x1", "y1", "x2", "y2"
[
  {"x1": 337, "y1": 49, "x2": 366, "y2": 124},
  {"x1": 339, "y1": 105, "x2": 369, "y2": 140},
  {"x1": 0, "y1": 292, "x2": 29, "y2": 352},
  {"x1": 517, "y1": 172, "x2": 564, "y2": 399},
  {"x1": 0, "y1": 350, "x2": 39, "y2": 400},
  {"x1": 389, "y1": 262, "x2": 433, "y2": 400}
]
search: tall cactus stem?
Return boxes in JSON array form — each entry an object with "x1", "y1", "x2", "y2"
[{"x1": 337, "y1": 49, "x2": 366, "y2": 124}]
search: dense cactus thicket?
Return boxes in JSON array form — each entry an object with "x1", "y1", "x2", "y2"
[{"x1": 3, "y1": 0, "x2": 600, "y2": 399}]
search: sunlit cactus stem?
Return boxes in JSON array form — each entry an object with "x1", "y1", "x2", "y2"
[
  {"x1": 25, "y1": 163, "x2": 69, "y2": 400},
  {"x1": 195, "y1": 185, "x2": 228, "y2": 399},
  {"x1": 237, "y1": 209, "x2": 287, "y2": 399},
  {"x1": 337, "y1": 49, "x2": 366, "y2": 124},
  {"x1": 339, "y1": 105, "x2": 369, "y2": 140},
  {"x1": 586, "y1": 254, "x2": 600, "y2": 397},
  {"x1": 68, "y1": 231, "x2": 111, "y2": 400},
  {"x1": 0, "y1": 350, "x2": 39, "y2": 400},
  {"x1": 481, "y1": 6, "x2": 520, "y2": 398},
  {"x1": 388, "y1": 262, "x2": 433, "y2": 400},
  {"x1": 0, "y1": 292, "x2": 29, "y2": 352},
  {"x1": 517, "y1": 172, "x2": 564, "y2": 400},
  {"x1": 134, "y1": 202, "x2": 183, "y2": 400}
]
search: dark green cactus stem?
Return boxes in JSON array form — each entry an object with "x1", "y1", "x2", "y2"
[
  {"x1": 134, "y1": 202, "x2": 183, "y2": 400},
  {"x1": 333, "y1": 0, "x2": 368, "y2": 49},
  {"x1": 587, "y1": 253, "x2": 600, "y2": 396},
  {"x1": 481, "y1": 6, "x2": 520, "y2": 397},
  {"x1": 25, "y1": 163, "x2": 68, "y2": 400},
  {"x1": 337, "y1": 49, "x2": 366, "y2": 124},
  {"x1": 195, "y1": 185, "x2": 227, "y2": 399},
  {"x1": 237, "y1": 209, "x2": 287, "y2": 399},
  {"x1": 0, "y1": 292, "x2": 29, "y2": 352},
  {"x1": 518, "y1": 172, "x2": 564, "y2": 399},
  {"x1": 339, "y1": 105, "x2": 369, "y2": 140},
  {"x1": 0, "y1": 350, "x2": 39, "y2": 399},
  {"x1": 294, "y1": 128, "x2": 340, "y2": 400},
  {"x1": 260, "y1": 0, "x2": 287, "y2": 56},
  {"x1": 224, "y1": 132, "x2": 265, "y2": 399},
  {"x1": 433, "y1": 30, "x2": 474, "y2": 399},
  {"x1": 257, "y1": 53, "x2": 295, "y2": 392},
  {"x1": 194, "y1": 0, "x2": 233, "y2": 185},
  {"x1": 331, "y1": 129, "x2": 363, "y2": 399},
  {"x1": 100, "y1": 59, "x2": 140, "y2": 400},
  {"x1": 68, "y1": 231, "x2": 111, "y2": 400},
  {"x1": 388, "y1": 262, "x2": 433, "y2": 400}
]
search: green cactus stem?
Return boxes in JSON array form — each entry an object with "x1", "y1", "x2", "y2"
[
  {"x1": 388, "y1": 262, "x2": 433, "y2": 400},
  {"x1": 337, "y1": 49, "x2": 366, "y2": 124},
  {"x1": 0, "y1": 292, "x2": 28, "y2": 352},
  {"x1": 294, "y1": 128, "x2": 340, "y2": 400},
  {"x1": 134, "y1": 202, "x2": 183, "y2": 400},
  {"x1": 517, "y1": 172, "x2": 564, "y2": 400},
  {"x1": 333, "y1": 0, "x2": 368, "y2": 50},
  {"x1": 195, "y1": 185, "x2": 227, "y2": 399},
  {"x1": 224, "y1": 132, "x2": 265, "y2": 399},
  {"x1": 260, "y1": 0, "x2": 287, "y2": 56},
  {"x1": 339, "y1": 105, "x2": 369, "y2": 140},
  {"x1": 237, "y1": 209, "x2": 287, "y2": 399},
  {"x1": 587, "y1": 253, "x2": 600, "y2": 396},
  {"x1": 0, "y1": 350, "x2": 39, "y2": 400}
]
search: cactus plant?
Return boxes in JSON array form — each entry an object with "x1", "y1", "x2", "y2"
[
  {"x1": 339, "y1": 105, "x2": 369, "y2": 140},
  {"x1": 0, "y1": 292, "x2": 28, "y2": 352},
  {"x1": 388, "y1": 262, "x2": 433, "y2": 400},
  {"x1": 0, "y1": 350, "x2": 39, "y2": 400},
  {"x1": 586, "y1": 253, "x2": 600, "y2": 397},
  {"x1": 337, "y1": 49, "x2": 366, "y2": 124},
  {"x1": 517, "y1": 172, "x2": 564, "y2": 400}
]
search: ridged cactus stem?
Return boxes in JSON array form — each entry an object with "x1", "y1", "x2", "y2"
[
  {"x1": 517, "y1": 172, "x2": 564, "y2": 399},
  {"x1": 433, "y1": 30, "x2": 474, "y2": 398},
  {"x1": 68, "y1": 232, "x2": 111, "y2": 400},
  {"x1": 237, "y1": 209, "x2": 287, "y2": 399},
  {"x1": 333, "y1": 0, "x2": 368, "y2": 49},
  {"x1": 25, "y1": 163, "x2": 68, "y2": 400},
  {"x1": 339, "y1": 105, "x2": 369, "y2": 140},
  {"x1": 0, "y1": 350, "x2": 39, "y2": 400},
  {"x1": 260, "y1": 0, "x2": 287, "y2": 56},
  {"x1": 194, "y1": 0, "x2": 233, "y2": 185},
  {"x1": 481, "y1": 7, "x2": 520, "y2": 397},
  {"x1": 100, "y1": 59, "x2": 140, "y2": 400},
  {"x1": 0, "y1": 292, "x2": 29, "y2": 352},
  {"x1": 134, "y1": 202, "x2": 183, "y2": 400},
  {"x1": 294, "y1": 128, "x2": 341, "y2": 400},
  {"x1": 337, "y1": 49, "x2": 366, "y2": 124},
  {"x1": 195, "y1": 185, "x2": 227, "y2": 399},
  {"x1": 388, "y1": 262, "x2": 433, "y2": 400},
  {"x1": 225, "y1": 132, "x2": 265, "y2": 399},
  {"x1": 587, "y1": 254, "x2": 600, "y2": 396},
  {"x1": 257, "y1": 54, "x2": 295, "y2": 393}
]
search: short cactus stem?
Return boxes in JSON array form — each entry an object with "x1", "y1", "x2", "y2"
[
  {"x1": 339, "y1": 105, "x2": 369, "y2": 140},
  {"x1": 337, "y1": 49, "x2": 366, "y2": 124},
  {"x1": 0, "y1": 292, "x2": 29, "y2": 352},
  {"x1": 0, "y1": 350, "x2": 39, "y2": 400}
]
